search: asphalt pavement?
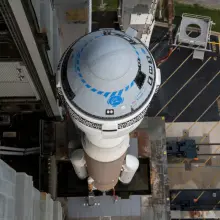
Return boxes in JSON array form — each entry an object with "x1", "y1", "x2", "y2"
[{"x1": 148, "y1": 27, "x2": 220, "y2": 122}]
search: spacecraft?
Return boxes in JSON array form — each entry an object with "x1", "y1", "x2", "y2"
[{"x1": 57, "y1": 29, "x2": 161, "y2": 192}]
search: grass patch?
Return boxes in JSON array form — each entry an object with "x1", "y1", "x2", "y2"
[
  {"x1": 174, "y1": 2, "x2": 220, "y2": 32},
  {"x1": 92, "y1": 0, "x2": 118, "y2": 11}
]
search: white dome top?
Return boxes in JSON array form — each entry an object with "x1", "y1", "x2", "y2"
[
  {"x1": 59, "y1": 30, "x2": 158, "y2": 122},
  {"x1": 84, "y1": 35, "x2": 134, "y2": 81}
]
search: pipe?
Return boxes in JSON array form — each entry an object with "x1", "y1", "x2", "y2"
[
  {"x1": 0, "y1": 150, "x2": 39, "y2": 156},
  {"x1": 117, "y1": 0, "x2": 124, "y2": 31},
  {"x1": 0, "y1": 146, "x2": 25, "y2": 151},
  {"x1": 168, "y1": 0, "x2": 174, "y2": 45},
  {"x1": 24, "y1": 151, "x2": 39, "y2": 155},
  {"x1": 0, "y1": 146, "x2": 40, "y2": 152},
  {"x1": 0, "y1": 151, "x2": 24, "y2": 155},
  {"x1": 88, "y1": 0, "x2": 92, "y2": 33},
  {"x1": 25, "y1": 147, "x2": 40, "y2": 152},
  {"x1": 198, "y1": 154, "x2": 220, "y2": 156}
]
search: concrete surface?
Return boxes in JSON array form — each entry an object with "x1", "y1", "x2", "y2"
[
  {"x1": 166, "y1": 121, "x2": 220, "y2": 218},
  {"x1": 54, "y1": 0, "x2": 88, "y2": 52},
  {"x1": 166, "y1": 122, "x2": 220, "y2": 189},
  {"x1": 56, "y1": 117, "x2": 169, "y2": 220},
  {"x1": 122, "y1": 0, "x2": 153, "y2": 38},
  {"x1": 148, "y1": 26, "x2": 220, "y2": 122},
  {"x1": 140, "y1": 117, "x2": 170, "y2": 220},
  {"x1": 68, "y1": 196, "x2": 141, "y2": 218},
  {"x1": 171, "y1": 210, "x2": 220, "y2": 219},
  {"x1": 166, "y1": 122, "x2": 220, "y2": 153}
]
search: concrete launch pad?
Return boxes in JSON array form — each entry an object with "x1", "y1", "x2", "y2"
[{"x1": 51, "y1": 117, "x2": 170, "y2": 220}]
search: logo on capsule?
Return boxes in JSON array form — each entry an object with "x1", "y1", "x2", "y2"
[{"x1": 108, "y1": 95, "x2": 124, "y2": 107}]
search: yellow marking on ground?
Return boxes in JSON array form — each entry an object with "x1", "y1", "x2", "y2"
[
  {"x1": 155, "y1": 57, "x2": 211, "y2": 117},
  {"x1": 166, "y1": 70, "x2": 220, "y2": 131},
  {"x1": 171, "y1": 191, "x2": 181, "y2": 202},
  {"x1": 160, "y1": 52, "x2": 193, "y2": 88}
]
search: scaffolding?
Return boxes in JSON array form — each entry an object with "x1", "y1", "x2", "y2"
[{"x1": 173, "y1": 13, "x2": 215, "y2": 60}]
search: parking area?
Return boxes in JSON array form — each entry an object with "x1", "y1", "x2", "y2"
[{"x1": 148, "y1": 26, "x2": 220, "y2": 122}]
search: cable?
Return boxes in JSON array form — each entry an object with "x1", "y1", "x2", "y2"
[
  {"x1": 156, "y1": 47, "x2": 173, "y2": 65},
  {"x1": 150, "y1": 30, "x2": 169, "y2": 51},
  {"x1": 156, "y1": 31, "x2": 192, "y2": 66},
  {"x1": 112, "y1": 187, "x2": 118, "y2": 202}
]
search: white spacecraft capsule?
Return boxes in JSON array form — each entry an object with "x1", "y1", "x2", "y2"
[{"x1": 57, "y1": 29, "x2": 160, "y2": 191}]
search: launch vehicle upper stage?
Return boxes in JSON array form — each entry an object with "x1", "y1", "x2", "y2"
[{"x1": 57, "y1": 29, "x2": 160, "y2": 191}]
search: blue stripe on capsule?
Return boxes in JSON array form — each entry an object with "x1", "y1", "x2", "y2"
[
  {"x1": 141, "y1": 48, "x2": 146, "y2": 54},
  {"x1": 110, "y1": 91, "x2": 117, "y2": 97},
  {"x1": 125, "y1": 85, "x2": 129, "y2": 91},
  {"x1": 118, "y1": 89, "x2": 123, "y2": 96},
  {"x1": 97, "y1": 91, "x2": 104, "y2": 95},
  {"x1": 91, "y1": 88, "x2": 97, "y2": 92},
  {"x1": 75, "y1": 35, "x2": 138, "y2": 97},
  {"x1": 104, "y1": 92, "x2": 110, "y2": 97}
]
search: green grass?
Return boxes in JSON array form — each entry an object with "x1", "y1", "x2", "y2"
[
  {"x1": 92, "y1": 0, "x2": 118, "y2": 11},
  {"x1": 174, "y1": 2, "x2": 220, "y2": 32}
]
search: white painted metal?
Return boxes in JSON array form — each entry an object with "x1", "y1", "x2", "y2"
[
  {"x1": 15, "y1": 173, "x2": 34, "y2": 220},
  {"x1": 0, "y1": 62, "x2": 39, "y2": 98},
  {"x1": 88, "y1": 0, "x2": 92, "y2": 33},
  {"x1": 82, "y1": 134, "x2": 129, "y2": 162},
  {"x1": 119, "y1": 154, "x2": 139, "y2": 184},
  {"x1": 70, "y1": 149, "x2": 88, "y2": 179},
  {"x1": 0, "y1": 160, "x2": 16, "y2": 220},
  {"x1": 130, "y1": 14, "x2": 149, "y2": 25},
  {"x1": 53, "y1": 201, "x2": 63, "y2": 220},
  {"x1": 33, "y1": 188, "x2": 41, "y2": 220},
  {"x1": 173, "y1": 13, "x2": 214, "y2": 59},
  {"x1": 57, "y1": 30, "x2": 160, "y2": 138},
  {"x1": 40, "y1": 193, "x2": 54, "y2": 220},
  {"x1": 140, "y1": 0, "x2": 158, "y2": 47},
  {"x1": 0, "y1": 159, "x2": 63, "y2": 220},
  {"x1": 31, "y1": 0, "x2": 62, "y2": 74},
  {"x1": 57, "y1": 29, "x2": 160, "y2": 188},
  {"x1": 141, "y1": 20, "x2": 156, "y2": 47},
  {"x1": 8, "y1": 0, "x2": 62, "y2": 117},
  {"x1": 125, "y1": 27, "x2": 138, "y2": 38}
]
